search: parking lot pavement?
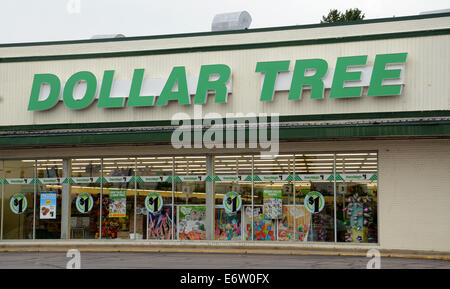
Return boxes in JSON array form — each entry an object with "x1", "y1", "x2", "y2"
[{"x1": 0, "y1": 252, "x2": 448, "y2": 269}]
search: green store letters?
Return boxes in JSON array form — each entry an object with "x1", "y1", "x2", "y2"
[{"x1": 28, "y1": 53, "x2": 407, "y2": 111}]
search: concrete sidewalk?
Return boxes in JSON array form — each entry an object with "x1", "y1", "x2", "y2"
[
  {"x1": 1, "y1": 251, "x2": 449, "y2": 269},
  {"x1": 0, "y1": 240, "x2": 449, "y2": 260}
]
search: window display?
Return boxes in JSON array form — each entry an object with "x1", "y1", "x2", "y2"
[
  {"x1": 136, "y1": 156, "x2": 174, "y2": 240},
  {"x1": 253, "y1": 154, "x2": 294, "y2": 241},
  {"x1": 2, "y1": 160, "x2": 35, "y2": 239},
  {"x1": 174, "y1": 156, "x2": 207, "y2": 240},
  {"x1": 70, "y1": 158, "x2": 101, "y2": 239},
  {"x1": 214, "y1": 155, "x2": 252, "y2": 240},
  {"x1": 177, "y1": 204, "x2": 206, "y2": 240},
  {"x1": 101, "y1": 158, "x2": 135, "y2": 239},
  {"x1": 0, "y1": 152, "x2": 378, "y2": 243},
  {"x1": 335, "y1": 152, "x2": 378, "y2": 243},
  {"x1": 215, "y1": 205, "x2": 241, "y2": 240},
  {"x1": 277, "y1": 205, "x2": 311, "y2": 241}
]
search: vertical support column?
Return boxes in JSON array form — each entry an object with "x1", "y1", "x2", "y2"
[
  {"x1": 99, "y1": 159, "x2": 103, "y2": 240},
  {"x1": 333, "y1": 153, "x2": 337, "y2": 243},
  {"x1": 171, "y1": 157, "x2": 175, "y2": 240},
  {"x1": 133, "y1": 157, "x2": 137, "y2": 240},
  {"x1": 61, "y1": 158, "x2": 72, "y2": 239},
  {"x1": 205, "y1": 154, "x2": 215, "y2": 240},
  {"x1": 251, "y1": 155, "x2": 254, "y2": 241},
  {"x1": 1, "y1": 161, "x2": 4, "y2": 240},
  {"x1": 293, "y1": 155, "x2": 296, "y2": 242},
  {"x1": 33, "y1": 160, "x2": 37, "y2": 240}
]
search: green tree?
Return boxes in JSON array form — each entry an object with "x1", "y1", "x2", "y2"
[{"x1": 321, "y1": 8, "x2": 365, "y2": 23}]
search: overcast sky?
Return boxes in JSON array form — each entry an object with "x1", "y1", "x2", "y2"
[{"x1": 1, "y1": 0, "x2": 449, "y2": 44}]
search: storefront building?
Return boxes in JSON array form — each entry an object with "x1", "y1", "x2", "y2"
[{"x1": 0, "y1": 13, "x2": 449, "y2": 252}]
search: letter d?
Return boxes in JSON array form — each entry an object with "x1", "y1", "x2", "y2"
[{"x1": 28, "y1": 74, "x2": 61, "y2": 111}]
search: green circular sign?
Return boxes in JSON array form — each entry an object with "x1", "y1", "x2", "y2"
[
  {"x1": 10, "y1": 194, "x2": 27, "y2": 214},
  {"x1": 76, "y1": 193, "x2": 94, "y2": 213},
  {"x1": 145, "y1": 192, "x2": 163, "y2": 213},
  {"x1": 223, "y1": 191, "x2": 242, "y2": 214},
  {"x1": 304, "y1": 191, "x2": 325, "y2": 214}
]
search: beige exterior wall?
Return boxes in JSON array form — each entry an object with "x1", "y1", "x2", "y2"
[
  {"x1": 0, "y1": 16, "x2": 449, "y2": 127},
  {"x1": 0, "y1": 138, "x2": 448, "y2": 251}
]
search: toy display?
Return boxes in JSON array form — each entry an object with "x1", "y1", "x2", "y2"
[
  {"x1": 177, "y1": 205, "x2": 206, "y2": 240},
  {"x1": 243, "y1": 205, "x2": 276, "y2": 241},
  {"x1": 215, "y1": 206, "x2": 241, "y2": 240},
  {"x1": 277, "y1": 205, "x2": 311, "y2": 241},
  {"x1": 148, "y1": 205, "x2": 173, "y2": 240},
  {"x1": 343, "y1": 192, "x2": 376, "y2": 243},
  {"x1": 310, "y1": 214, "x2": 328, "y2": 241}
]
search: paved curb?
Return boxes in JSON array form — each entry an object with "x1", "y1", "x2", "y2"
[{"x1": 0, "y1": 241, "x2": 448, "y2": 260}]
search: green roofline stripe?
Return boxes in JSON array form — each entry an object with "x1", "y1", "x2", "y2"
[
  {"x1": 0, "y1": 12, "x2": 449, "y2": 48},
  {"x1": 0, "y1": 110, "x2": 449, "y2": 132},
  {"x1": 1, "y1": 28, "x2": 449, "y2": 63},
  {"x1": 0, "y1": 121, "x2": 449, "y2": 147}
]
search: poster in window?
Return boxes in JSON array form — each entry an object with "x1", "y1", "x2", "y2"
[
  {"x1": 263, "y1": 189, "x2": 282, "y2": 219},
  {"x1": 148, "y1": 205, "x2": 174, "y2": 240},
  {"x1": 243, "y1": 205, "x2": 276, "y2": 241},
  {"x1": 277, "y1": 205, "x2": 311, "y2": 241},
  {"x1": 177, "y1": 205, "x2": 206, "y2": 240},
  {"x1": 215, "y1": 206, "x2": 241, "y2": 240},
  {"x1": 108, "y1": 190, "x2": 127, "y2": 218},
  {"x1": 40, "y1": 192, "x2": 57, "y2": 219}
]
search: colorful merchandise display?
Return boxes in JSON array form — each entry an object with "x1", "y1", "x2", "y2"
[
  {"x1": 243, "y1": 205, "x2": 276, "y2": 241},
  {"x1": 215, "y1": 206, "x2": 241, "y2": 240},
  {"x1": 177, "y1": 205, "x2": 206, "y2": 240},
  {"x1": 343, "y1": 192, "x2": 376, "y2": 243},
  {"x1": 148, "y1": 205, "x2": 173, "y2": 240},
  {"x1": 311, "y1": 214, "x2": 328, "y2": 241},
  {"x1": 277, "y1": 205, "x2": 311, "y2": 241}
]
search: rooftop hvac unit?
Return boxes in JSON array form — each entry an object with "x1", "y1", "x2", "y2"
[
  {"x1": 90, "y1": 34, "x2": 125, "y2": 39},
  {"x1": 211, "y1": 11, "x2": 252, "y2": 32},
  {"x1": 419, "y1": 8, "x2": 450, "y2": 15}
]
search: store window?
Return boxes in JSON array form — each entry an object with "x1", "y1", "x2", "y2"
[
  {"x1": 295, "y1": 154, "x2": 335, "y2": 242},
  {"x1": 0, "y1": 151, "x2": 378, "y2": 243},
  {"x1": 0, "y1": 161, "x2": 2, "y2": 238},
  {"x1": 136, "y1": 156, "x2": 174, "y2": 240},
  {"x1": 251, "y1": 155, "x2": 294, "y2": 241},
  {"x1": 69, "y1": 158, "x2": 101, "y2": 239},
  {"x1": 174, "y1": 156, "x2": 207, "y2": 240},
  {"x1": 102, "y1": 158, "x2": 135, "y2": 239},
  {"x1": 214, "y1": 155, "x2": 253, "y2": 241},
  {"x1": 35, "y1": 159, "x2": 63, "y2": 239},
  {"x1": 335, "y1": 152, "x2": 378, "y2": 243},
  {"x1": 2, "y1": 160, "x2": 35, "y2": 239}
]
